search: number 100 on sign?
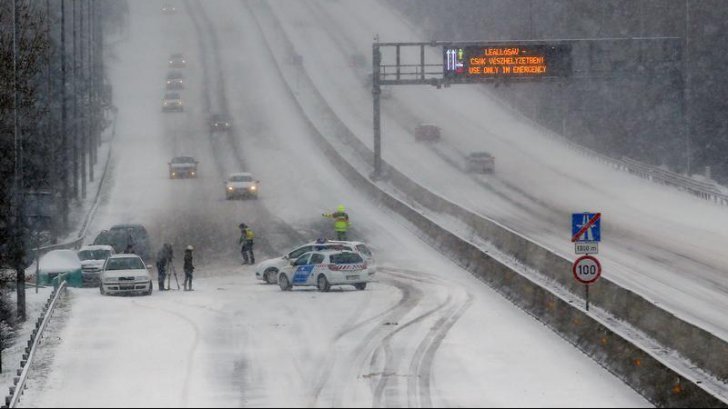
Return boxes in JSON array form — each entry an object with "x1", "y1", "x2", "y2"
[{"x1": 572, "y1": 255, "x2": 602, "y2": 285}]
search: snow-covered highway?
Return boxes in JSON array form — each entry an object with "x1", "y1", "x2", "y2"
[{"x1": 17, "y1": 1, "x2": 654, "y2": 407}]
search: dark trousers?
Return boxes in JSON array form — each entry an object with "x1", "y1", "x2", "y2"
[
  {"x1": 241, "y1": 241, "x2": 255, "y2": 264},
  {"x1": 336, "y1": 231, "x2": 347, "y2": 241},
  {"x1": 184, "y1": 272, "x2": 193, "y2": 290},
  {"x1": 157, "y1": 263, "x2": 166, "y2": 290}
]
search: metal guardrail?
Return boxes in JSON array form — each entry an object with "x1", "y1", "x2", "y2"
[{"x1": 3, "y1": 275, "x2": 68, "y2": 408}]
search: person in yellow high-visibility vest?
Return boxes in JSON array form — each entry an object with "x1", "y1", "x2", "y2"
[
  {"x1": 322, "y1": 205, "x2": 350, "y2": 241},
  {"x1": 239, "y1": 223, "x2": 256, "y2": 264}
]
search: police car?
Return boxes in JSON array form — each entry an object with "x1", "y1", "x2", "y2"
[
  {"x1": 277, "y1": 250, "x2": 369, "y2": 292},
  {"x1": 255, "y1": 239, "x2": 376, "y2": 284}
]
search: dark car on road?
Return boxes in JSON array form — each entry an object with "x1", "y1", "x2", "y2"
[
  {"x1": 169, "y1": 53, "x2": 187, "y2": 68},
  {"x1": 209, "y1": 114, "x2": 232, "y2": 132},
  {"x1": 93, "y1": 224, "x2": 152, "y2": 261},
  {"x1": 162, "y1": 92, "x2": 184, "y2": 112},
  {"x1": 169, "y1": 156, "x2": 198, "y2": 178},
  {"x1": 165, "y1": 71, "x2": 184, "y2": 90}
]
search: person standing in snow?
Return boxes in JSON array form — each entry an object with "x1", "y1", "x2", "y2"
[{"x1": 183, "y1": 245, "x2": 194, "y2": 291}]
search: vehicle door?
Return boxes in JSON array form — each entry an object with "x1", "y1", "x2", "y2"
[
  {"x1": 307, "y1": 253, "x2": 327, "y2": 285},
  {"x1": 291, "y1": 253, "x2": 314, "y2": 286},
  {"x1": 282, "y1": 245, "x2": 313, "y2": 270}
]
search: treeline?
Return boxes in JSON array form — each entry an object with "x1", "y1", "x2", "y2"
[
  {"x1": 387, "y1": 0, "x2": 728, "y2": 183},
  {"x1": 0, "y1": 0, "x2": 127, "y2": 364}
]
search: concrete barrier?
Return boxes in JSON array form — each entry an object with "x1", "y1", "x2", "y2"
[{"x1": 248, "y1": 1, "x2": 728, "y2": 405}]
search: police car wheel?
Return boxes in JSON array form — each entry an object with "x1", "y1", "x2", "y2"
[
  {"x1": 278, "y1": 274, "x2": 292, "y2": 291},
  {"x1": 317, "y1": 275, "x2": 330, "y2": 292},
  {"x1": 354, "y1": 283, "x2": 367, "y2": 291}
]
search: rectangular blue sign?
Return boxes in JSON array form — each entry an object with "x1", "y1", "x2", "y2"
[{"x1": 572, "y1": 213, "x2": 601, "y2": 242}]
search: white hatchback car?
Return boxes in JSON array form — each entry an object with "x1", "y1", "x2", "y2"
[
  {"x1": 100, "y1": 254, "x2": 153, "y2": 296},
  {"x1": 255, "y1": 240, "x2": 376, "y2": 284},
  {"x1": 77, "y1": 245, "x2": 115, "y2": 286},
  {"x1": 278, "y1": 250, "x2": 369, "y2": 292},
  {"x1": 225, "y1": 172, "x2": 259, "y2": 199}
]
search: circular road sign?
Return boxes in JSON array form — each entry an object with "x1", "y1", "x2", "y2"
[{"x1": 572, "y1": 255, "x2": 602, "y2": 285}]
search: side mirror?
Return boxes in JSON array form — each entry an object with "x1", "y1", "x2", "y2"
[{"x1": 147, "y1": 264, "x2": 153, "y2": 270}]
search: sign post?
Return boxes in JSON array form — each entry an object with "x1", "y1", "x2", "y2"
[{"x1": 572, "y1": 255, "x2": 602, "y2": 310}]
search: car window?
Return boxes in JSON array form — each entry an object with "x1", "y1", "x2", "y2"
[
  {"x1": 293, "y1": 254, "x2": 311, "y2": 266},
  {"x1": 330, "y1": 252, "x2": 364, "y2": 264},
  {"x1": 78, "y1": 250, "x2": 111, "y2": 261},
  {"x1": 355, "y1": 244, "x2": 372, "y2": 257},
  {"x1": 310, "y1": 253, "x2": 325, "y2": 264},
  {"x1": 288, "y1": 246, "x2": 313, "y2": 259},
  {"x1": 230, "y1": 175, "x2": 253, "y2": 182},
  {"x1": 172, "y1": 157, "x2": 195, "y2": 163},
  {"x1": 106, "y1": 257, "x2": 144, "y2": 271}
]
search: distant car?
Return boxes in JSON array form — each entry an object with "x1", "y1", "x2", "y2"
[
  {"x1": 209, "y1": 114, "x2": 232, "y2": 132},
  {"x1": 277, "y1": 250, "x2": 370, "y2": 292},
  {"x1": 255, "y1": 239, "x2": 376, "y2": 284},
  {"x1": 100, "y1": 254, "x2": 153, "y2": 296},
  {"x1": 161, "y1": 4, "x2": 177, "y2": 14},
  {"x1": 93, "y1": 224, "x2": 152, "y2": 261},
  {"x1": 225, "y1": 172, "x2": 259, "y2": 199},
  {"x1": 77, "y1": 245, "x2": 116, "y2": 286},
  {"x1": 37, "y1": 249, "x2": 83, "y2": 288},
  {"x1": 165, "y1": 71, "x2": 184, "y2": 90},
  {"x1": 162, "y1": 92, "x2": 184, "y2": 112},
  {"x1": 169, "y1": 156, "x2": 198, "y2": 178},
  {"x1": 168, "y1": 53, "x2": 187, "y2": 68},
  {"x1": 414, "y1": 124, "x2": 440, "y2": 142},
  {"x1": 465, "y1": 151, "x2": 495, "y2": 174}
]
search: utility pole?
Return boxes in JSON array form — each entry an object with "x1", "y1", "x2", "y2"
[
  {"x1": 72, "y1": 0, "x2": 79, "y2": 200},
  {"x1": 86, "y1": 0, "x2": 94, "y2": 182},
  {"x1": 60, "y1": 0, "x2": 69, "y2": 230},
  {"x1": 79, "y1": 0, "x2": 87, "y2": 199},
  {"x1": 13, "y1": 0, "x2": 27, "y2": 322},
  {"x1": 46, "y1": 0, "x2": 59, "y2": 244}
]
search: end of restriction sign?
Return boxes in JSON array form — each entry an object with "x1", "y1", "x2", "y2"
[{"x1": 575, "y1": 242, "x2": 599, "y2": 255}]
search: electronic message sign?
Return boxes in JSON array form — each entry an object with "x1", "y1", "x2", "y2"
[{"x1": 443, "y1": 44, "x2": 572, "y2": 81}]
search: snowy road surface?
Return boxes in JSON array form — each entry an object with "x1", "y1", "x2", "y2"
[
  {"x1": 262, "y1": 0, "x2": 728, "y2": 342},
  {"x1": 19, "y1": 1, "x2": 649, "y2": 407}
]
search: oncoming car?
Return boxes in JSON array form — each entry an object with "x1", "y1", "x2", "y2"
[
  {"x1": 255, "y1": 239, "x2": 376, "y2": 284},
  {"x1": 162, "y1": 92, "x2": 184, "y2": 112},
  {"x1": 169, "y1": 53, "x2": 187, "y2": 68},
  {"x1": 165, "y1": 71, "x2": 184, "y2": 90},
  {"x1": 209, "y1": 114, "x2": 232, "y2": 132},
  {"x1": 169, "y1": 156, "x2": 198, "y2": 178},
  {"x1": 225, "y1": 172, "x2": 259, "y2": 199},
  {"x1": 277, "y1": 250, "x2": 369, "y2": 292},
  {"x1": 100, "y1": 254, "x2": 153, "y2": 296}
]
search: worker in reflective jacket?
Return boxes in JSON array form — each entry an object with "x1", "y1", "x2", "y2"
[
  {"x1": 239, "y1": 223, "x2": 256, "y2": 264},
  {"x1": 322, "y1": 205, "x2": 350, "y2": 241}
]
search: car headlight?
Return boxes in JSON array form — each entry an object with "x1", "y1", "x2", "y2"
[
  {"x1": 227, "y1": 186, "x2": 233, "y2": 191},
  {"x1": 167, "y1": 80, "x2": 171, "y2": 84},
  {"x1": 190, "y1": 171, "x2": 196, "y2": 175},
  {"x1": 163, "y1": 102, "x2": 169, "y2": 106},
  {"x1": 225, "y1": 123, "x2": 230, "y2": 126},
  {"x1": 250, "y1": 185, "x2": 257, "y2": 191}
]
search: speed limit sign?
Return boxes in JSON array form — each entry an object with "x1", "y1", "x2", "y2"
[{"x1": 572, "y1": 255, "x2": 602, "y2": 285}]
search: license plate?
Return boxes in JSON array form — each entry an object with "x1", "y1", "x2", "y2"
[{"x1": 346, "y1": 275, "x2": 359, "y2": 280}]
